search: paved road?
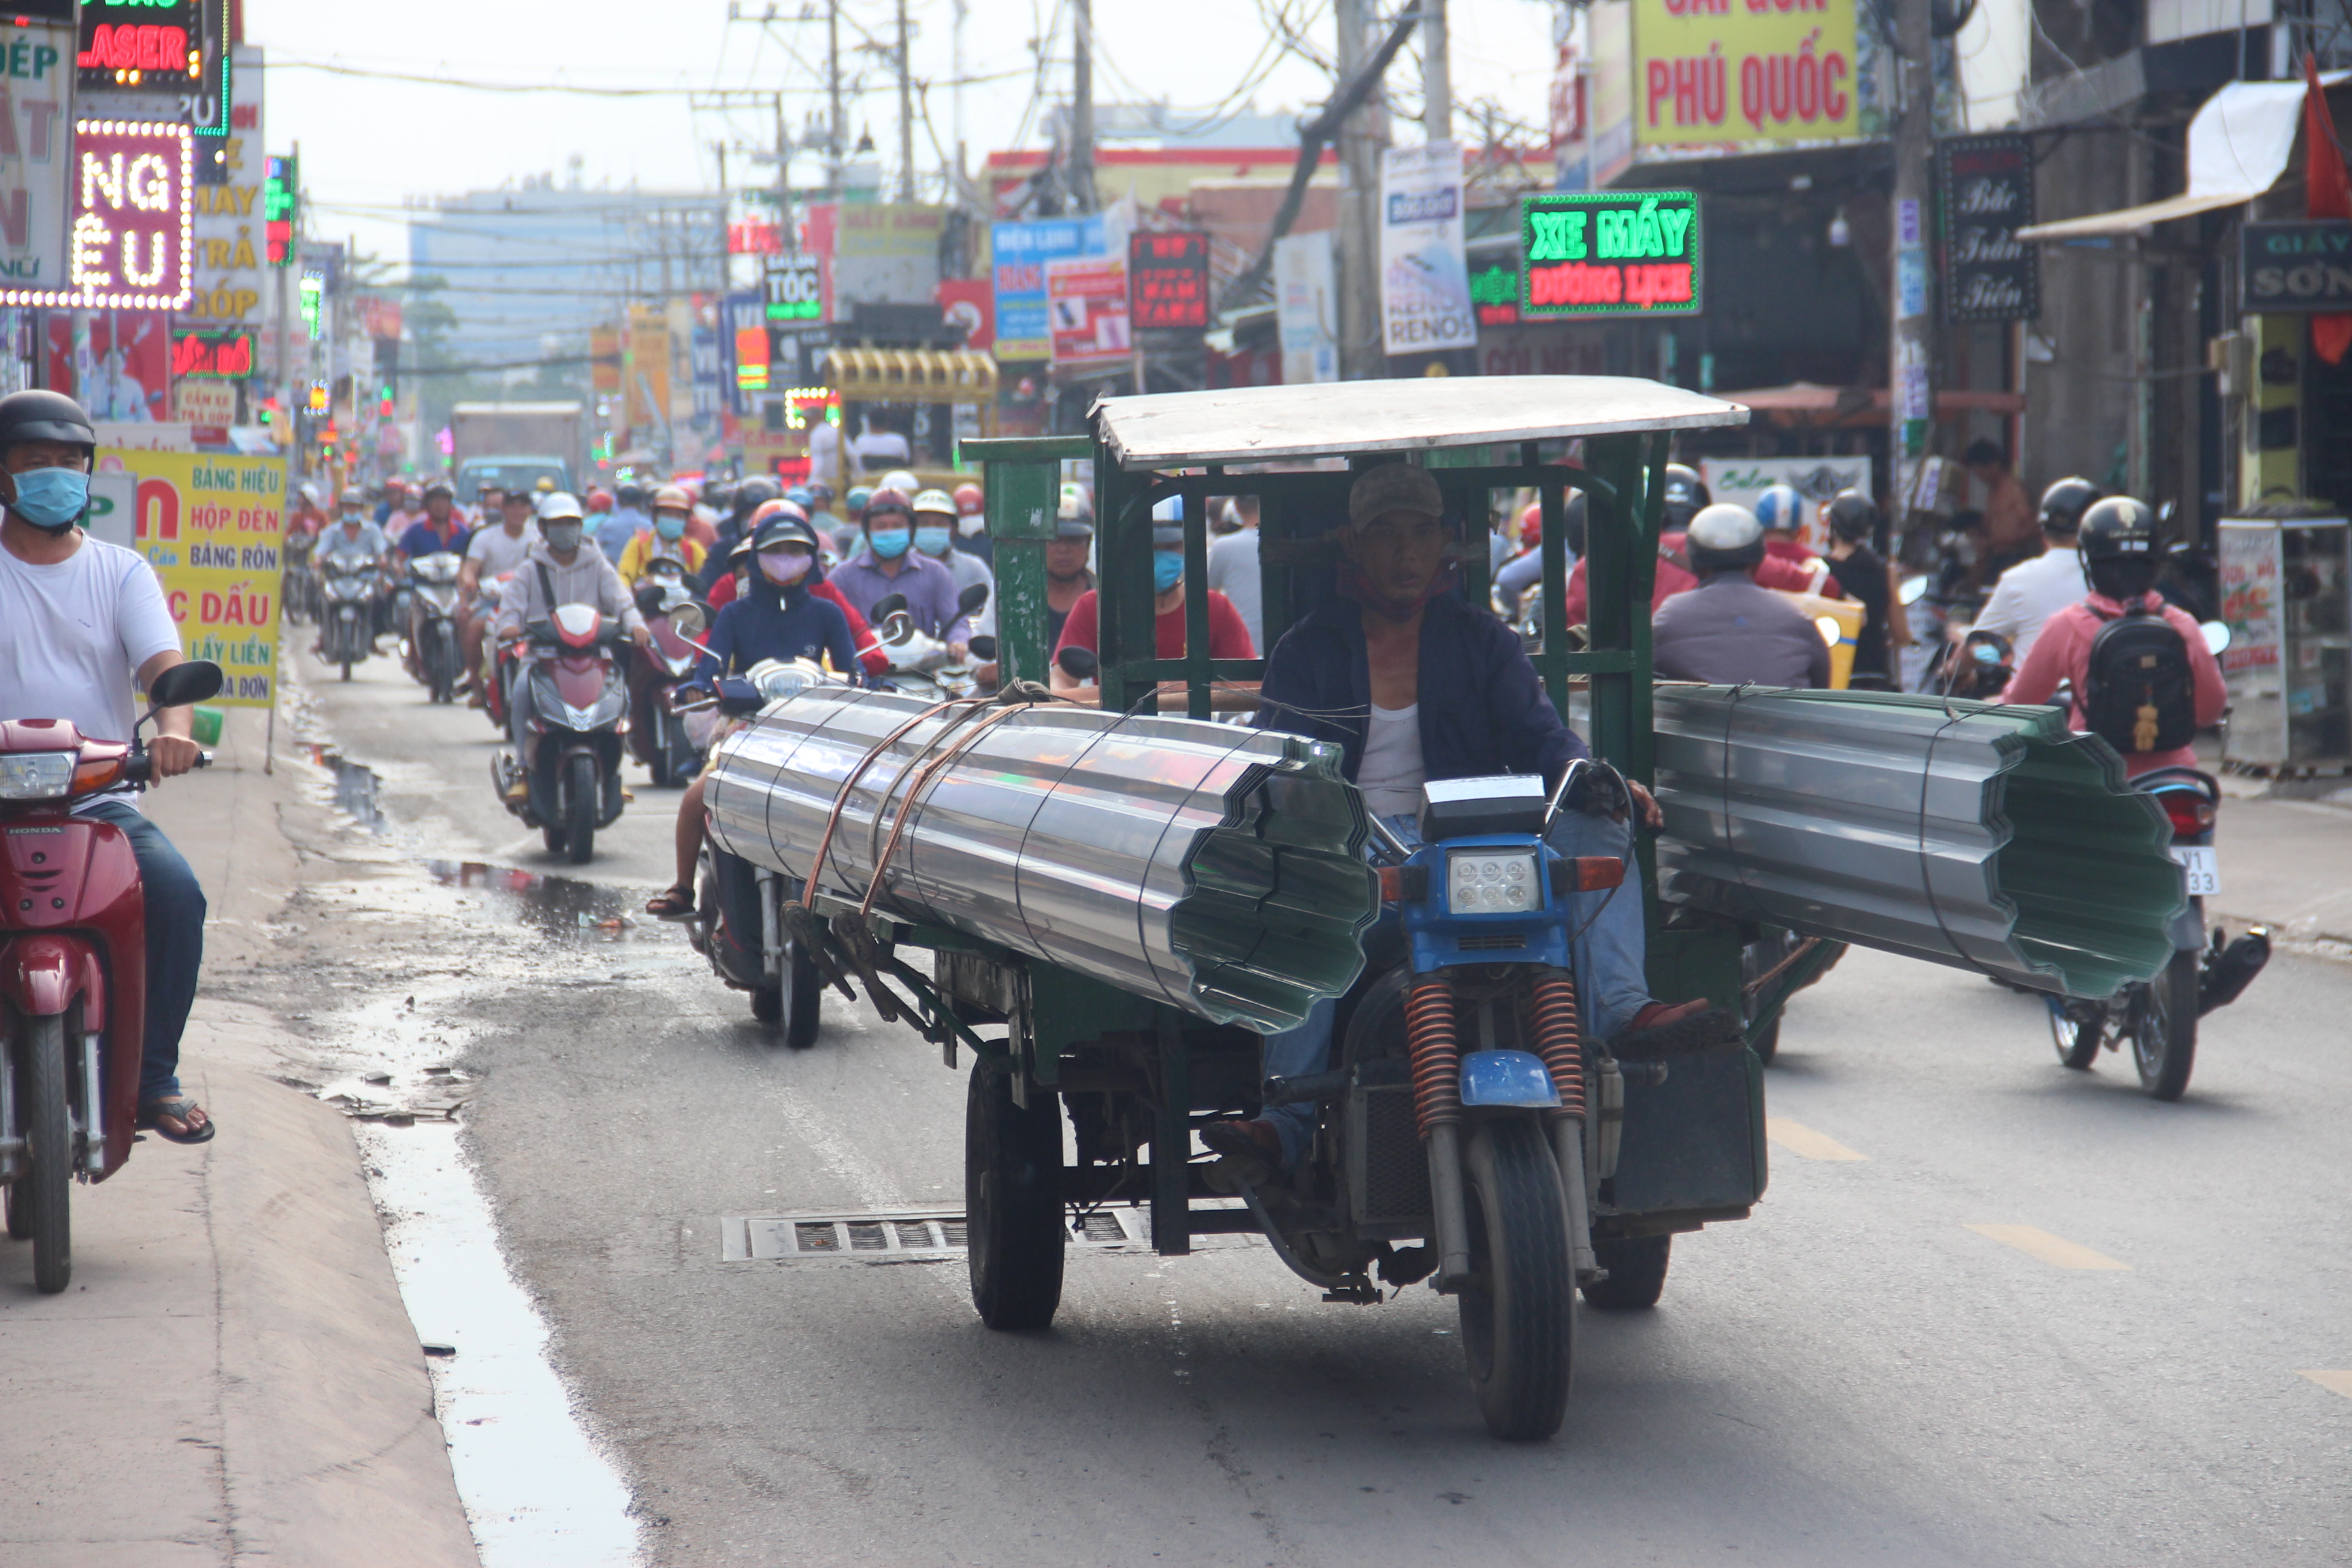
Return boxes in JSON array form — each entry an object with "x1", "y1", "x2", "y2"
[{"x1": 299, "y1": 659, "x2": 2352, "y2": 1568}]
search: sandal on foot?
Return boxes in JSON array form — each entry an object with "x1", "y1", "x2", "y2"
[
  {"x1": 645, "y1": 883, "x2": 697, "y2": 920},
  {"x1": 137, "y1": 1095, "x2": 216, "y2": 1145}
]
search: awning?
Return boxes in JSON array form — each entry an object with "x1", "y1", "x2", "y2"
[
  {"x1": 2017, "y1": 72, "x2": 2349, "y2": 240},
  {"x1": 1722, "y1": 382, "x2": 2026, "y2": 427},
  {"x1": 821, "y1": 348, "x2": 998, "y2": 404}
]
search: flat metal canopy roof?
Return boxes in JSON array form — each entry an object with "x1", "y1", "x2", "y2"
[{"x1": 1092, "y1": 376, "x2": 1749, "y2": 470}]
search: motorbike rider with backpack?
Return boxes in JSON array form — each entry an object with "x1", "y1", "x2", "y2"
[
  {"x1": 2002, "y1": 497, "x2": 2225, "y2": 776},
  {"x1": 490, "y1": 493, "x2": 650, "y2": 804}
]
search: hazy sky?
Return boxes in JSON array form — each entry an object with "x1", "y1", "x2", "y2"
[{"x1": 248, "y1": 0, "x2": 1557, "y2": 270}]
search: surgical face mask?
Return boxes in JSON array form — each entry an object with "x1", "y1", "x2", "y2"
[
  {"x1": 958, "y1": 512, "x2": 985, "y2": 536},
  {"x1": 543, "y1": 521, "x2": 584, "y2": 553},
  {"x1": 758, "y1": 548, "x2": 814, "y2": 585},
  {"x1": 915, "y1": 525, "x2": 953, "y2": 556},
  {"x1": 1152, "y1": 551, "x2": 1185, "y2": 593},
  {"x1": 868, "y1": 525, "x2": 911, "y2": 559},
  {"x1": 655, "y1": 512, "x2": 687, "y2": 542},
  {"x1": 339, "y1": 507, "x2": 362, "y2": 523},
  {"x1": 7, "y1": 466, "x2": 89, "y2": 532}
]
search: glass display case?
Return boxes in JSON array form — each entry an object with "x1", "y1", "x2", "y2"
[{"x1": 2219, "y1": 517, "x2": 2351, "y2": 769}]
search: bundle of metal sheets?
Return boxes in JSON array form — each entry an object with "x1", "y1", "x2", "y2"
[
  {"x1": 1652, "y1": 686, "x2": 2185, "y2": 1000},
  {"x1": 703, "y1": 687, "x2": 1377, "y2": 1030}
]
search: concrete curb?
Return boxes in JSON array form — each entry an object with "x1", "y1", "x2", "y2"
[{"x1": 0, "y1": 707, "x2": 480, "y2": 1568}]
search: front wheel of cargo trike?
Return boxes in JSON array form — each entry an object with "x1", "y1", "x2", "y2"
[
  {"x1": 966, "y1": 1063, "x2": 1064, "y2": 1330},
  {"x1": 1457, "y1": 1118, "x2": 1573, "y2": 1441}
]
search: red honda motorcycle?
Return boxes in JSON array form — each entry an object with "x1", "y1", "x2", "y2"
[
  {"x1": 493, "y1": 602, "x2": 629, "y2": 864},
  {"x1": 2, "y1": 660, "x2": 221, "y2": 1292}
]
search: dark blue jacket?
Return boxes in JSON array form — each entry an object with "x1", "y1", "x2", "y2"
[
  {"x1": 693, "y1": 584, "x2": 860, "y2": 685},
  {"x1": 1255, "y1": 593, "x2": 1587, "y2": 784}
]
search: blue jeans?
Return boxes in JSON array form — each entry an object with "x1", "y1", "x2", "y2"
[
  {"x1": 1258, "y1": 809, "x2": 1652, "y2": 1171},
  {"x1": 76, "y1": 799, "x2": 206, "y2": 1101}
]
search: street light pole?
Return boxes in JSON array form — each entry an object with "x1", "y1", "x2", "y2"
[
  {"x1": 896, "y1": 0, "x2": 915, "y2": 201},
  {"x1": 1333, "y1": 0, "x2": 1388, "y2": 381},
  {"x1": 1888, "y1": 0, "x2": 1934, "y2": 522},
  {"x1": 1422, "y1": 0, "x2": 1452, "y2": 141}
]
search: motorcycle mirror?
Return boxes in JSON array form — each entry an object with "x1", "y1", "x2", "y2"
[
  {"x1": 2200, "y1": 620, "x2": 2232, "y2": 656},
  {"x1": 967, "y1": 634, "x2": 998, "y2": 662},
  {"x1": 957, "y1": 581, "x2": 991, "y2": 617},
  {"x1": 671, "y1": 601, "x2": 708, "y2": 638},
  {"x1": 1056, "y1": 645, "x2": 1099, "y2": 683},
  {"x1": 715, "y1": 676, "x2": 764, "y2": 717},
  {"x1": 869, "y1": 592, "x2": 909, "y2": 621},
  {"x1": 1897, "y1": 574, "x2": 1929, "y2": 606},
  {"x1": 147, "y1": 659, "x2": 225, "y2": 710},
  {"x1": 881, "y1": 610, "x2": 915, "y2": 645}
]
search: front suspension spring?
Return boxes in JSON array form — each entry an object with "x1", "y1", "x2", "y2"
[
  {"x1": 1405, "y1": 975, "x2": 1463, "y2": 1139},
  {"x1": 1528, "y1": 967, "x2": 1588, "y2": 1121}
]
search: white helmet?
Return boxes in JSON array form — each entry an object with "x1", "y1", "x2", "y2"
[{"x1": 536, "y1": 491, "x2": 585, "y2": 525}]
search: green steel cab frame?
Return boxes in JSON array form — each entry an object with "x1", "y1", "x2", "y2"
[{"x1": 854, "y1": 376, "x2": 1837, "y2": 1260}]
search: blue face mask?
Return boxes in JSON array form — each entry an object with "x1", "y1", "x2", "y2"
[
  {"x1": 868, "y1": 526, "x2": 911, "y2": 559},
  {"x1": 1152, "y1": 551, "x2": 1185, "y2": 593},
  {"x1": 10, "y1": 467, "x2": 89, "y2": 532},
  {"x1": 915, "y1": 525, "x2": 953, "y2": 556},
  {"x1": 655, "y1": 513, "x2": 686, "y2": 542}
]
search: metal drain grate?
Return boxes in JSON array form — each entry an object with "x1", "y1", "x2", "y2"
[{"x1": 719, "y1": 1205, "x2": 1160, "y2": 1262}]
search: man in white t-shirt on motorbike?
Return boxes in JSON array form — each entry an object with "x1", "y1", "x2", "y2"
[{"x1": 0, "y1": 391, "x2": 214, "y2": 1143}]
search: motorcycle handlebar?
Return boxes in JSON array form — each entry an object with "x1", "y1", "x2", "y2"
[{"x1": 120, "y1": 749, "x2": 212, "y2": 785}]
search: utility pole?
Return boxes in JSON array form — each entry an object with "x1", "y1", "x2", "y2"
[
  {"x1": 1422, "y1": 0, "x2": 1452, "y2": 141},
  {"x1": 895, "y1": 0, "x2": 915, "y2": 201},
  {"x1": 774, "y1": 88, "x2": 791, "y2": 258},
  {"x1": 827, "y1": 0, "x2": 845, "y2": 195},
  {"x1": 1888, "y1": 0, "x2": 1933, "y2": 526},
  {"x1": 1333, "y1": 0, "x2": 1388, "y2": 380},
  {"x1": 952, "y1": 0, "x2": 969, "y2": 190},
  {"x1": 1068, "y1": 0, "x2": 1096, "y2": 212}
]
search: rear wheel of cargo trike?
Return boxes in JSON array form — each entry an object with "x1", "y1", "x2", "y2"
[
  {"x1": 1580, "y1": 1234, "x2": 1671, "y2": 1309},
  {"x1": 1458, "y1": 1118, "x2": 1573, "y2": 1440},
  {"x1": 965, "y1": 1063, "x2": 1064, "y2": 1330}
]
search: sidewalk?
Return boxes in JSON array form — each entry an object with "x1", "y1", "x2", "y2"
[
  {"x1": 2215, "y1": 793, "x2": 2352, "y2": 946},
  {"x1": 0, "y1": 707, "x2": 478, "y2": 1568}
]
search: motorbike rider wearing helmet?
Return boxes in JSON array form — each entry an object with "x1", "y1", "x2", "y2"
[
  {"x1": 1974, "y1": 476, "x2": 2100, "y2": 665},
  {"x1": 828, "y1": 487, "x2": 973, "y2": 657},
  {"x1": 706, "y1": 500, "x2": 890, "y2": 675},
  {"x1": 695, "y1": 475, "x2": 781, "y2": 596},
  {"x1": 1209, "y1": 463, "x2": 1729, "y2": 1177},
  {"x1": 2002, "y1": 497, "x2": 2225, "y2": 777},
  {"x1": 457, "y1": 487, "x2": 541, "y2": 700},
  {"x1": 1823, "y1": 489, "x2": 1900, "y2": 685},
  {"x1": 312, "y1": 490, "x2": 395, "y2": 655},
  {"x1": 596, "y1": 483, "x2": 651, "y2": 561},
  {"x1": 1557, "y1": 489, "x2": 1700, "y2": 626},
  {"x1": 913, "y1": 487, "x2": 995, "y2": 637},
  {"x1": 490, "y1": 493, "x2": 652, "y2": 800},
  {"x1": 643, "y1": 512, "x2": 863, "y2": 920},
  {"x1": 1049, "y1": 497, "x2": 1255, "y2": 693},
  {"x1": 951, "y1": 482, "x2": 990, "y2": 567},
  {"x1": 0, "y1": 389, "x2": 214, "y2": 1143},
  {"x1": 1651, "y1": 504, "x2": 1833, "y2": 689},
  {"x1": 1752, "y1": 483, "x2": 1835, "y2": 592},
  {"x1": 395, "y1": 479, "x2": 470, "y2": 563},
  {"x1": 618, "y1": 484, "x2": 706, "y2": 586}
]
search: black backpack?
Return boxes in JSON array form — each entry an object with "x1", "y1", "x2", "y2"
[{"x1": 2081, "y1": 602, "x2": 2195, "y2": 753}]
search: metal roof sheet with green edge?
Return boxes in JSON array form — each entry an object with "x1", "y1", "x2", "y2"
[
  {"x1": 1651, "y1": 686, "x2": 2185, "y2": 1000},
  {"x1": 1090, "y1": 376, "x2": 1750, "y2": 470}
]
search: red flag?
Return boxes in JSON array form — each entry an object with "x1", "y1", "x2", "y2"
[{"x1": 2305, "y1": 54, "x2": 2352, "y2": 365}]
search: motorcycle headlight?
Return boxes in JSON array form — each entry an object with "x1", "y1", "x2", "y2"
[
  {"x1": 1447, "y1": 849, "x2": 1540, "y2": 914},
  {"x1": 0, "y1": 751, "x2": 76, "y2": 800}
]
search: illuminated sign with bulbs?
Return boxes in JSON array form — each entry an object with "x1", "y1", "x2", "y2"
[
  {"x1": 0, "y1": 120, "x2": 192, "y2": 308},
  {"x1": 76, "y1": 0, "x2": 201, "y2": 91}
]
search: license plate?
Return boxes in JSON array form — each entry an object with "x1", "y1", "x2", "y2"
[{"x1": 2170, "y1": 845, "x2": 2219, "y2": 896}]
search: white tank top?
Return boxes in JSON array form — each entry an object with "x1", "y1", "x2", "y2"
[{"x1": 1358, "y1": 702, "x2": 1426, "y2": 821}]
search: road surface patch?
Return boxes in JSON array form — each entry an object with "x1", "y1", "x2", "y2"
[
  {"x1": 1964, "y1": 1224, "x2": 2130, "y2": 1270},
  {"x1": 1764, "y1": 1117, "x2": 1867, "y2": 1161}
]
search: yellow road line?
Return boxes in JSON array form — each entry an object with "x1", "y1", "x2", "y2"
[
  {"x1": 2299, "y1": 1371, "x2": 2352, "y2": 1400},
  {"x1": 1964, "y1": 1224, "x2": 2131, "y2": 1270},
  {"x1": 1764, "y1": 1117, "x2": 1867, "y2": 1162}
]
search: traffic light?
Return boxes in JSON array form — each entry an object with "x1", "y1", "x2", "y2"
[{"x1": 378, "y1": 382, "x2": 393, "y2": 419}]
